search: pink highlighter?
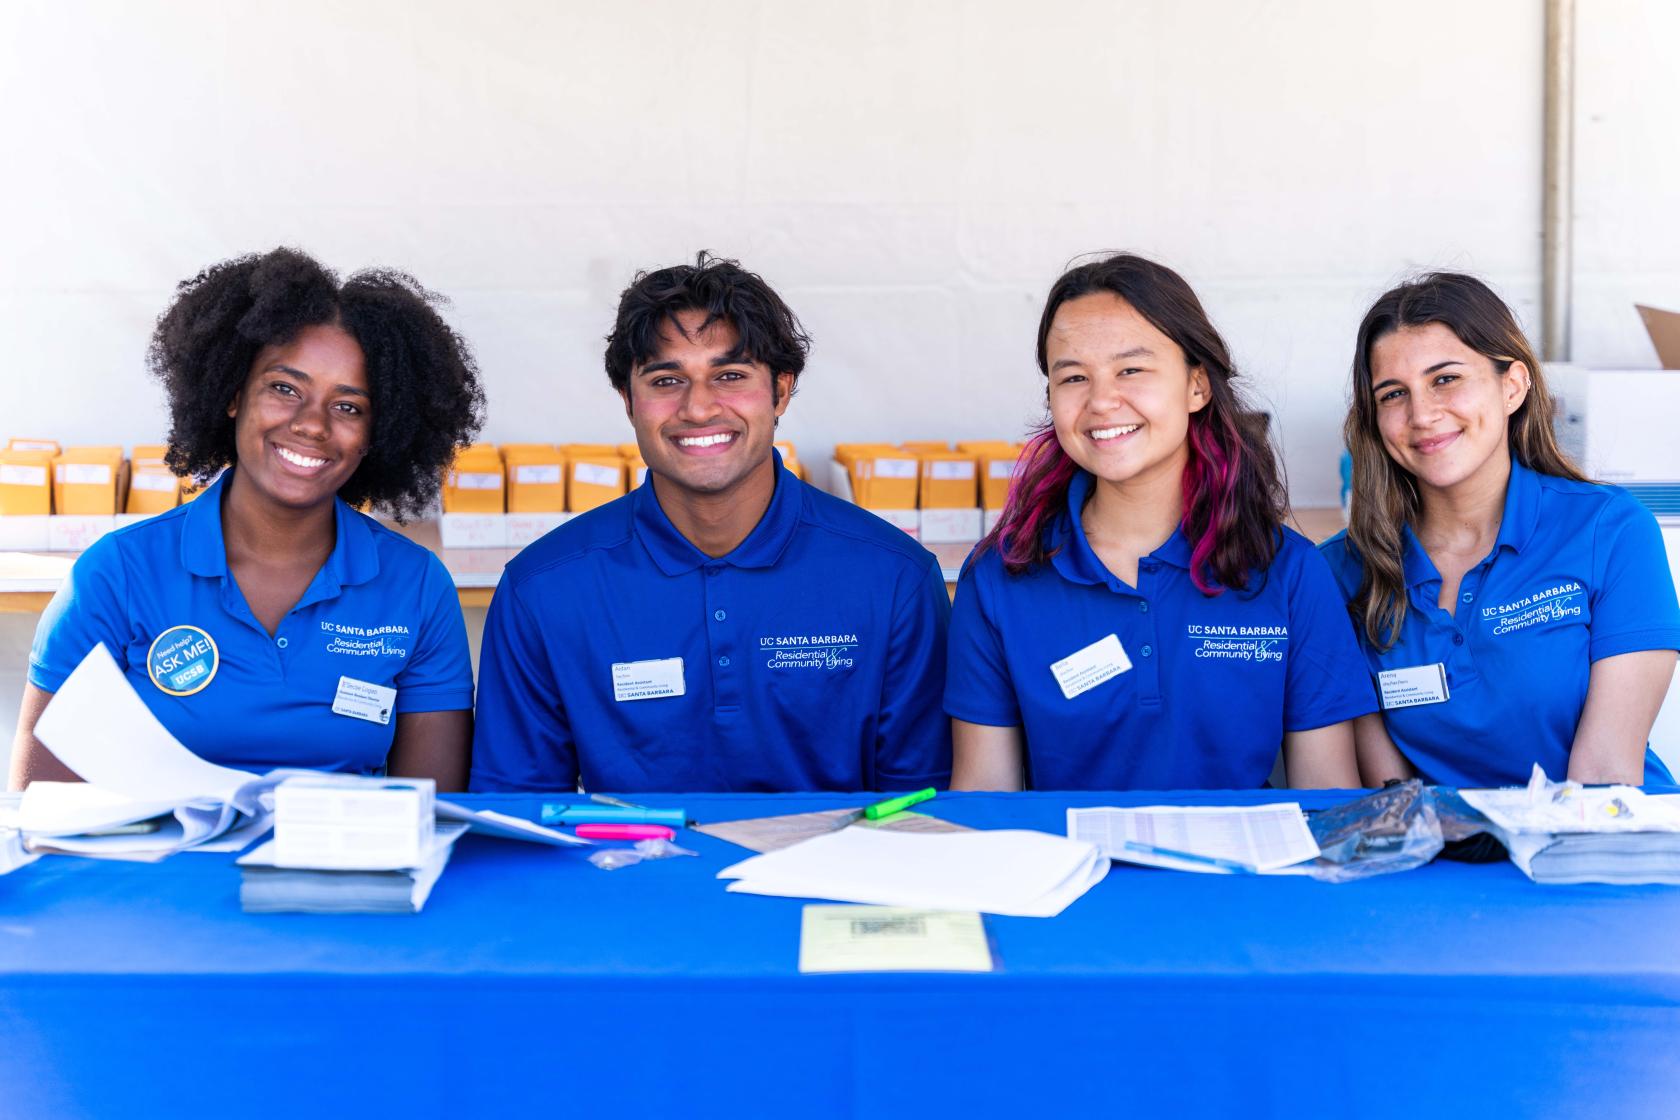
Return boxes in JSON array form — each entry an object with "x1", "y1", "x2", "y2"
[{"x1": 574, "y1": 823, "x2": 676, "y2": 842}]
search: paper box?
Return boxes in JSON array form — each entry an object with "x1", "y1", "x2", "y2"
[
  {"x1": 919, "y1": 506, "x2": 983, "y2": 543},
  {"x1": 52, "y1": 447, "x2": 123, "y2": 515},
  {"x1": 0, "y1": 448, "x2": 55, "y2": 515},
  {"x1": 127, "y1": 461, "x2": 180, "y2": 514},
  {"x1": 869, "y1": 508, "x2": 921, "y2": 538},
  {"x1": 438, "y1": 512, "x2": 509, "y2": 549},
  {"x1": 979, "y1": 446, "x2": 1024, "y2": 510},
  {"x1": 774, "y1": 441, "x2": 806, "y2": 480},
  {"x1": 131, "y1": 444, "x2": 169, "y2": 467},
  {"x1": 567, "y1": 456, "x2": 626, "y2": 512},
  {"x1": 507, "y1": 511, "x2": 572, "y2": 548},
  {"x1": 1636, "y1": 305, "x2": 1680, "y2": 369},
  {"x1": 6, "y1": 438, "x2": 60, "y2": 454},
  {"x1": 834, "y1": 444, "x2": 919, "y2": 509},
  {"x1": 624, "y1": 454, "x2": 648, "y2": 489},
  {"x1": 900, "y1": 440, "x2": 950, "y2": 452},
  {"x1": 48, "y1": 515, "x2": 117, "y2": 551},
  {"x1": 918, "y1": 450, "x2": 979, "y2": 509},
  {"x1": 442, "y1": 445, "x2": 504, "y2": 514},
  {"x1": 273, "y1": 775, "x2": 435, "y2": 871},
  {"x1": 503, "y1": 445, "x2": 566, "y2": 513}
]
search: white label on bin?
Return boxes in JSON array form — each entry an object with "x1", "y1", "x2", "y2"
[
  {"x1": 132, "y1": 472, "x2": 178, "y2": 493},
  {"x1": 63, "y1": 464, "x2": 112, "y2": 486},
  {"x1": 0, "y1": 465, "x2": 47, "y2": 487},
  {"x1": 873, "y1": 458, "x2": 918, "y2": 479},
  {"x1": 454, "y1": 472, "x2": 502, "y2": 490},
  {"x1": 928, "y1": 460, "x2": 975, "y2": 481},
  {"x1": 633, "y1": 465, "x2": 648, "y2": 486},
  {"x1": 515, "y1": 464, "x2": 562, "y2": 485},
  {"x1": 988, "y1": 459, "x2": 1018, "y2": 480},
  {"x1": 574, "y1": 463, "x2": 621, "y2": 488}
]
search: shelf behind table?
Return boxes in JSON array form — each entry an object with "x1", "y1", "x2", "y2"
[
  {"x1": 2, "y1": 788, "x2": 1677, "y2": 1119},
  {"x1": 0, "y1": 508, "x2": 1347, "y2": 612}
]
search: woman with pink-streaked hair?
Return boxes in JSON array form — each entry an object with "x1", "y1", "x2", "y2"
[{"x1": 946, "y1": 253, "x2": 1372, "y2": 791}]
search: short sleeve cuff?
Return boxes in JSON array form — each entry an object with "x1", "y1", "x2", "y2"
[
  {"x1": 875, "y1": 767, "x2": 953, "y2": 792},
  {"x1": 27, "y1": 660, "x2": 69, "y2": 695},
  {"x1": 944, "y1": 698, "x2": 1023, "y2": 728},
  {"x1": 1590, "y1": 627, "x2": 1680, "y2": 663},
  {"x1": 1283, "y1": 693, "x2": 1379, "y2": 733},
  {"x1": 393, "y1": 686, "x2": 475, "y2": 714}
]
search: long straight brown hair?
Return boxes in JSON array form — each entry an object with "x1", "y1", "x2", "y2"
[{"x1": 1345, "y1": 272, "x2": 1588, "y2": 649}]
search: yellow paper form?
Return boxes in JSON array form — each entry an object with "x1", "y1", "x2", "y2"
[{"x1": 798, "y1": 906, "x2": 994, "y2": 973}]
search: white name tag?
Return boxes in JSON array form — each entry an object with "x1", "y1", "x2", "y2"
[
  {"x1": 612, "y1": 657, "x2": 685, "y2": 702},
  {"x1": 1378, "y1": 664, "x2": 1450, "y2": 710},
  {"x1": 1049, "y1": 633, "x2": 1132, "y2": 700},
  {"x1": 332, "y1": 676, "x2": 397, "y2": 725}
]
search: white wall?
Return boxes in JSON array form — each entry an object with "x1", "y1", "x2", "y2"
[{"x1": 0, "y1": 0, "x2": 1673, "y2": 506}]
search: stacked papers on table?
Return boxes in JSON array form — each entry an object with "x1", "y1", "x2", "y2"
[
  {"x1": 1462, "y1": 769, "x2": 1680, "y2": 884},
  {"x1": 238, "y1": 822, "x2": 469, "y2": 913},
  {"x1": 718, "y1": 826, "x2": 1107, "y2": 917},
  {"x1": 1067, "y1": 803, "x2": 1320, "y2": 874}
]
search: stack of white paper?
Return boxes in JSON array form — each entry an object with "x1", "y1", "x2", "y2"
[
  {"x1": 1067, "y1": 803, "x2": 1321, "y2": 874},
  {"x1": 1463, "y1": 766, "x2": 1680, "y2": 884},
  {"x1": 718, "y1": 827, "x2": 1108, "y2": 917},
  {"x1": 238, "y1": 822, "x2": 470, "y2": 913}
]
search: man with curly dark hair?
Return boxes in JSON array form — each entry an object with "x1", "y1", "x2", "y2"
[
  {"x1": 11, "y1": 247, "x2": 486, "y2": 791},
  {"x1": 470, "y1": 253, "x2": 952, "y2": 793}
]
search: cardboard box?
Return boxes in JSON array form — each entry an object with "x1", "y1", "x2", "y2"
[
  {"x1": 918, "y1": 450, "x2": 979, "y2": 509},
  {"x1": 773, "y1": 441, "x2": 805, "y2": 480},
  {"x1": 7, "y1": 438, "x2": 61, "y2": 454},
  {"x1": 624, "y1": 454, "x2": 648, "y2": 490},
  {"x1": 0, "y1": 448, "x2": 55, "y2": 515},
  {"x1": 900, "y1": 440, "x2": 950, "y2": 452},
  {"x1": 131, "y1": 444, "x2": 169, "y2": 467},
  {"x1": 127, "y1": 458, "x2": 180, "y2": 514},
  {"x1": 567, "y1": 455, "x2": 626, "y2": 512},
  {"x1": 52, "y1": 447, "x2": 123, "y2": 515},
  {"x1": 978, "y1": 445, "x2": 1024, "y2": 510},
  {"x1": 503, "y1": 445, "x2": 567, "y2": 514},
  {"x1": 834, "y1": 444, "x2": 919, "y2": 509},
  {"x1": 1636, "y1": 305, "x2": 1680, "y2": 368},
  {"x1": 442, "y1": 444, "x2": 505, "y2": 514}
]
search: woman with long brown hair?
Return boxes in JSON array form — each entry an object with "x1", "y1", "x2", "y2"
[
  {"x1": 947, "y1": 253, "x2": 1372, "y2": 790},
  {"x1": 1323, "y1": 272, "x2": 1680, "y2": 787}
]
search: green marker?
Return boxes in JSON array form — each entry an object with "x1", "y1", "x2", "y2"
[{"x1": 864, "y1": 787, "x2": 937, "y2": 821}]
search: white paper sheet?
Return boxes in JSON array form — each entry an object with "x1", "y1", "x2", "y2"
[
  {"x1": 33, "y1": 643, "x2": 260, "y2": 803},
  {"x1": 1067, "y1": 803, "x2": 1320, "y2": 874},
  {"x1": 718, "y1": 827, "x2": 1107, "y2": 918}
]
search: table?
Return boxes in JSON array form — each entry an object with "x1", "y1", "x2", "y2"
[
  {"x1": 0, "y1": 508, "x2": 1347, "y2": 613},
  {"x1": 3, "y1": 789, "x2": 1675, "y2": 1118}
]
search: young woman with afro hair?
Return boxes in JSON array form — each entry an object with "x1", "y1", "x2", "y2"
[{"x1": 12, "y1": 247, "x2": 487, "y2": 790}]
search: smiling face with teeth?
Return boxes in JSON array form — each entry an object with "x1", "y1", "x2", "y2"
[
  {"x1": 623, "y1": 308, "x2": 794, "y2": 540},
  {"x1": 1045, "y1": 292, "x2": 1209, "y2": 494},
  {"x1": 226, "y1": 322, "x2": 372, "y2": 514}
]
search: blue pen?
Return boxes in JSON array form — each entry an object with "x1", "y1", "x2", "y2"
[
  {"x1": 540, "y1": 804, "x2": 689, "y2": 827},
  {"x1": 1121, "y1": 840, "x2": 1258, "y2": 874}
]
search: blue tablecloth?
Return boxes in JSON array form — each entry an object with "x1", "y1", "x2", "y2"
[{"x1": 3, "y1": 790, "x2": 1678, "y2": 1118}]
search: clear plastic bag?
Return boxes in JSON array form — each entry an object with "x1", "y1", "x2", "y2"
[
  {"x1": 1304, "y1": 780, "x2": 1444, "y2": 882},
  {"x1": 586, "y1": 838, "x2": 698, "y2": 871}
]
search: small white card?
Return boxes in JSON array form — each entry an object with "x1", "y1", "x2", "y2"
[
  {"x1": 1049, "y1": 633, "x2": 1132, "y2": 700},
  {"x1": 1377, "y1": 664, "x2": 1449, "y2": 710},
  {"x1": 799, "y1": 906, "x2": 994, "y2": 973},
  {"x1": 612, "y1": 657, "x2": 685, "y2": 702},
  {"x1": 332, "y1": 676, "x2": 397, "y2": 725}
]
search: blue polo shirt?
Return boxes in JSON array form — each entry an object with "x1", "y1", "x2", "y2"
[
  {"x1": 945, "y1": 471, "x2": 1377, "y2": 789},
  {"x1": 469, "y1": 456, "x2": 952, "y2": 793},
  {"x1": 29, "y1": 472, "x2": 474, "y2": 774},
  {"x1": 1321, "y1": 459, "x2": 1680, "y2": 787}
]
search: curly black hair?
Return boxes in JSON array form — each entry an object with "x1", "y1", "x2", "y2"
[
  {"x1": 604, "y1": 251, "x2": 811, "y2": 398},
  {"x1": 148, "y1": 247, "x2": 485, "y2": 520}
]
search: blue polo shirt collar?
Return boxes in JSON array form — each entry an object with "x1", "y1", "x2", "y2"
[
  {"x1": 1048, "y1": 470, "x2": 1194, "y2": 590},
  {"x1": 632, "y1": 450, "x2": 801, "y2": 577},
  {"x1": 179, "y1": 469, "x2": 381, "y2": 596},
  {"x1": 1400, "y1": 456, "x2": 1539, "y2": 589}
]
